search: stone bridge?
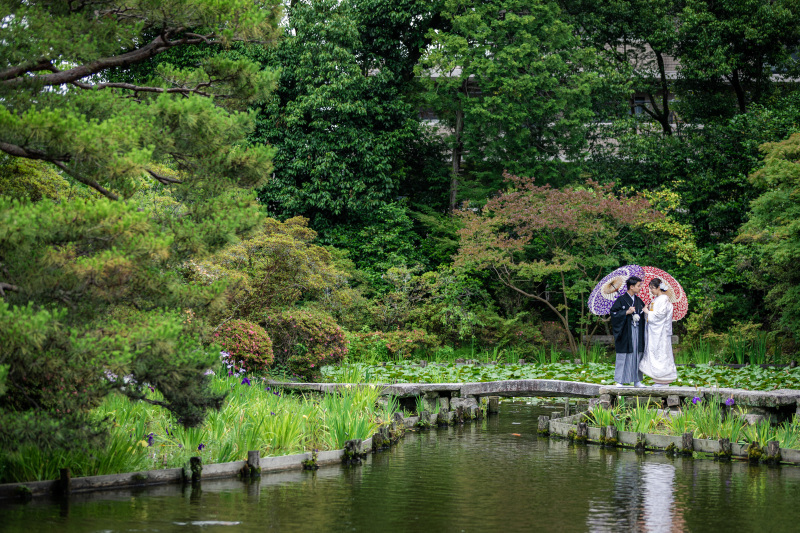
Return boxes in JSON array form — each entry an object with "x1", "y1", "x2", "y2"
[
  {"x1": 274, "y1": 379, "x2": 800, "y2": 418},
  {"x1": 273, "y1": 379, "x2": 603, "y2": 399}
]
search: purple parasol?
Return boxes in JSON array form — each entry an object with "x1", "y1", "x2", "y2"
[{"x1": 588, "y1": 265, "x2": 645, "y2": 316}]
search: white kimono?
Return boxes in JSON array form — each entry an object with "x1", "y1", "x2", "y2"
[{"x1": 640, "y1": 294, "x2": 677, "y2": 383}]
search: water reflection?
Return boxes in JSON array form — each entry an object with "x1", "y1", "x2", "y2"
[
  {"x1": 588, "y1": 459, "x2": 686, "y2": 532},
  {"x1": 2, "y1": 404, "x2": 800, "y2": 532}
]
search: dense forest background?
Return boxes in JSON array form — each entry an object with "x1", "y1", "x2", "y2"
[{"x1": 3, "y1": 0, "x2": 800, "y2": 451}]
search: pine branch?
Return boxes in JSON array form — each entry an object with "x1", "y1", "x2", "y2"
[
  {"x1": 0, "y1": 59, "x2": 59, "y2": 81},
  {"x1": 1, "y1": 30, "x2": 195, "y2": 88},
  {"x1": 71, "y1": 80, "x2": 216, "y2": 98},
  {"x1": 146, "y1": 168, "x2": 183, "y2": 185},
  {"x1": 0, "y1": 282, "x2": 19, "y2": 297},
  {"x1": 1, "y1": 31, "x2": 273, "y2": 88},
  {"x1": 49, "y1": 161, "x2": 120, "y2": 201},
  {"x1": 0, "y1": 140, "x2": 119, "y2": 199}
]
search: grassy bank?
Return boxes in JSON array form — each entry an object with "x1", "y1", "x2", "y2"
[
  {"x1": 322, "y1": 361, "x2": 800, "y2": 390},
  {"x1": 587, "y1": 398, "x2": 800, "y2": 450},
  {"x1": 0, "y1": 374, "x2": 393, "y2": 484}
]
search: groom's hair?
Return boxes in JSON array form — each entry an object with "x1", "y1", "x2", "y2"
[
  {"x1": 626, "y1": 276, "x2": 642, "y2": 288},
  {"x1": 650, "y1": 277, "x2": 662, "y2": 289}
]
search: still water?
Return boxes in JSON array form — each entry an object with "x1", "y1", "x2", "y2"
[{"x1": 3, "y1": 403, "x2": 800, "y2": 532}]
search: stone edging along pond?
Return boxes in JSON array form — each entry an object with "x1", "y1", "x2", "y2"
[
  {"x1": 0, "y1": 402, "x2": 490, "y2": 503},
  {"x1": 542, "y1": 412, "x2": 800, "y2": 465}
]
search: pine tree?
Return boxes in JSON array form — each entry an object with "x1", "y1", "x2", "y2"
[{"x1": 0, "y1": 1, "x2": 281, "y2": 453}]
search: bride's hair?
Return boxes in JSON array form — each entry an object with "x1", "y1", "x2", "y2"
[{"x1": 650, "y1": 278, "x2": 667, "y2": 292}]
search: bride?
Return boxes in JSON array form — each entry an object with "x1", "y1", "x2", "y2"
[{"x1": 640, "y1": 278, "x2": 677, "y2": 386}]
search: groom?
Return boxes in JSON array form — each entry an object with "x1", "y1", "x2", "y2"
[{"x1": 609, "y1": 276, "x2": 646, "y2": 387}]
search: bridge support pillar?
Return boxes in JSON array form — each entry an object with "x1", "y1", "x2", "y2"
[
  {"x1": 487, "y1": 396, "x2": 500, "y2": 414},
  {"x1": 599, "y1": 394, "x2": 614, "y2": 410}
]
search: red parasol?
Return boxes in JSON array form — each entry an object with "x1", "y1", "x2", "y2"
[{"x1": 638, "y1": 266, "x2": 688, "y2": 320}]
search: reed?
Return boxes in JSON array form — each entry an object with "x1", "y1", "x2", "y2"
[{"x1": 0, "y1": 373, "x2": 395, "y2": 483}]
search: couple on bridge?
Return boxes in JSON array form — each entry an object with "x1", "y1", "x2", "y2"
[{"x1": 610, "y1": 276, "x2": 677, "y2": 388}]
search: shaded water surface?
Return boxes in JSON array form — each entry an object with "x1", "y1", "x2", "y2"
[{"x1": 3, "y1": 403, "x2": 800, "y2": 532}]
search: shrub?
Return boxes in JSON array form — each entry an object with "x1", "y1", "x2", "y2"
[
  {"x1": 213, "y1": 320, "x2": 274, "y2": 372},
  {"x1": 473, "y1": 311, "x2": 545, "y2": 357},
  {"x1": 347, "y1": 329, "x2": 440, "y2": 361},
  {"x1": 262, "y1": 310, "x2": 348, "y2": 381}
]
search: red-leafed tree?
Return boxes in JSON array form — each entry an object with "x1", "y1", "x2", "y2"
[{"x1": 455, "y1": 172, "x2": 681, "y2": 354}]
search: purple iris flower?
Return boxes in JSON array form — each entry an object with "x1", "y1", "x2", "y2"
[
  {"x1": 692, "y1": 396, "x2": 702, "y2": 405},
  {"x1": 198, "y1": 443, "x2": 206, "y2": 451},
  {"x1": 725, "y1": 398, "x2": 735, "y2": 407},
  {"x1": 241, "y1": 377, "x2": 251, "y2": 386},
  {"x1": 146, "y1": 433, "x2": 154, "y2": 446},
  {"x1": 270, "y1": 412, "x2": 275, "y2": 416}
]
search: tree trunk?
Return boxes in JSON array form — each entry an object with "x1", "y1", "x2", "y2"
[
  {"x1": 641, "y1": 50, "x2": 672, "y2": 135},
  {"x1": 729, "y1": 69, "x2": 747, "y2": 113},
  {"x1": 654, "y1": 50, "x2": 672, "y2": 135},
  {"x1": 498, "y1": 273, "x2": 578, "y2": 355},
  {"x1": 449, "y1": 107, "x2": 464, "y2": 213}
]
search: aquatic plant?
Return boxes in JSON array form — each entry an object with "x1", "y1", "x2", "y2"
[
  {"x1": 624, "y1": 401, "x2": 665, "y2": 433},
  {"x1": 322, "y1": 361, "x2": 800, "y2": 391},
  {"x1": 587, "y1": 404, "x2": 622, "y2": 428},
  {"x1": 0, "y1": 372, "x2": 394, "y2": 484}
]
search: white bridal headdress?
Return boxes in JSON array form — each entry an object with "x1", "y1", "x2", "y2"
[{"x1": 659, "y1": 282, "x2": 669, "y2": 291}]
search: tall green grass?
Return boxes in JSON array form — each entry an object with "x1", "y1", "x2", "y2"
[
  {"x1": 0, "y1": 374, "x2": 395, "y2": 484},
  {"x1": 587, "y1": 398, "x2": 800, "y2": 450}
]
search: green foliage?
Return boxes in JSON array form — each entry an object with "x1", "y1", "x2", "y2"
[
  {"x1": 187, "y1": 216, "x2": 347, "y2": 320},
  {"x1": 676, "y1": 0, "x2": 800, "y2": 116},
  {"x1": 0, "y1": 196, "x2": 234, "y2": 450},
  {"x1": 739, "y1": 132, "x2": 800, "y2": 339},
  {"x1": 1, "y1": 0, "x2": 280, "y2": 200},
  {"x1": 255, "y1": 0, "x2": 445, "y2": 222},
  {"x1": 347, "y1": 329, "x2": 441, "y2": 361},
  {"x1": 558, "y1": 0, "x2": 681, "y2": 133},
  {"x1": 417, "y1": 0, "x2": 609, "y2": 189},
  {"x1": 214, "y1": 320, "x2": 274, "y2": 372},
  {"x1": 0, "y1": 375, "x2": 394, "y2": 483},
  {"x1": 0, "y1": 156, "x2": 71, "y2": 202},
  {"x1": 456, "y1": 172, "x2": 687, "y2": 353},
  {"x1": 324, "y1": 361, "x2": 800, "y2": 391},
  {"x1": 0, "y1": 1, "x2": 283, "y2": 455},
  {"x1": 262, "y1": 310, "x2": 348, "y2": 381},
  {"x1": 318, "y1": 386, "x2": 382, "y2": 449},
  {"x1": 319, "y1": 203, "x2": 428, "y2": 285},
  {"x1": 592, "y1": 94, "x2": 800, "y2": 246}
]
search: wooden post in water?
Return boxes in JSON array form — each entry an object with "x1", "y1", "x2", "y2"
[
  {"x1": 718, "y1": 438, "x2": 732, "y2": 460},
  {"x1": 538, "y1": 415, "x2": 550, "y2": 435},
  {"x1": 636, "y1": 433, "x2": 647, "y2": 451},
  {"x1": 681, "y1": 432, "x2": 694, "y2": 454},
  {"x1": 190, "y1": 456, "x2": 202, "y2": 484},
  {"x1": 604, "y1": 426, "x2": 618, "y2": 447},
  {"x1": 60, "y1": 468, "x2": 71, "y2": 496},
  {"x1": 576, "y1": 422, "x2": 588, "y2": 442},
  {"x1": 766, "y1": 440, "x2": 782, "y2": 464},
  {"x1": 563, "y1": 398, "x2": 570, "y2": 418},
  {"x1": 247, "y1": 450, "x2": 260, "y2": 477}
]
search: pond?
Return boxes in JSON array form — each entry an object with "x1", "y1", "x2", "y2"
[{"x1": 3, "y1": 403, "x2": 800, "y2": 532}]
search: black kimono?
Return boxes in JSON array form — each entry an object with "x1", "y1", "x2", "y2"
[{"x1": 609, "y1": 292, "x2": 646, "y2": 384}]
